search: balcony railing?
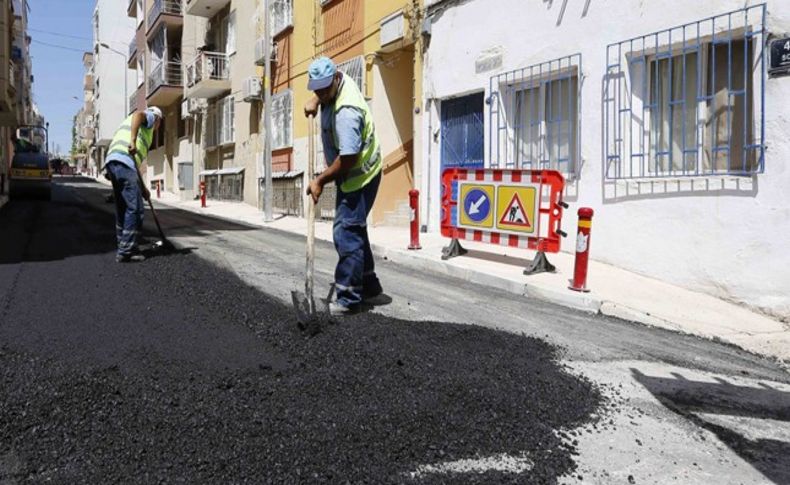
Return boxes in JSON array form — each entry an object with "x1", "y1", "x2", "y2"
[
  {"x1": 148, "y1": 61, "x2": 183, "y2": 95},
  {"x1": 148, "y1": 0, "x2": 183, "y2": 30},
  {"x1": 185, "y1": 51, "x2": 229, "y2": 87},
  {"x1": 83, "y1": 74, "x2": 94, "y2": 91},
  {"x1": 128, "y1": 38, "x2": 138, "y2": 58},
  {"x1": 129, "y1": 85, "x2": 142, "y2": 114}
]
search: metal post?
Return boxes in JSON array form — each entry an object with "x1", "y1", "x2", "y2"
[{"x1": 262, "y1": 0, "x2": 274, "y2": 222}]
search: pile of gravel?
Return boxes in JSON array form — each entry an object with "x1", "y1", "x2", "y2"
[{"x1": 1, "y1": 250, "x2": 603, "y2": 484}]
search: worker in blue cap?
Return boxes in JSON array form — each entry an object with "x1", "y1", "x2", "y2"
[{"x1": 304, "y1": 56, "x2": 387, "y2": 315}]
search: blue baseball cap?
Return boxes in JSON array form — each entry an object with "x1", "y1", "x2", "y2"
[{"x1": 307, "y1": 57, "x2": 337, "y2": 91}]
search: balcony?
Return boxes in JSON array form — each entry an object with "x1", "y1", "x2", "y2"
[
  {"x1": 185, "y1": 51, "x2": 230, "y2": 99},
  {"x1": 147, "y1": 61, "x2": 183, "y2": 106},
  {"x1": 128, "y1": 38, "x2": 138, "y2": 66},
  {"x1": 185, "y1": 0, "x2": 231, "y2": 18},
  {"x1": 83, "y1": 73, "x2": 94, "y2": 91},
  {"x1": 84, "y1": 99, "x2": 94, "y2": 113},
  {"x1": 147, "y1": 0, "x2": 183, "y2": 37}
]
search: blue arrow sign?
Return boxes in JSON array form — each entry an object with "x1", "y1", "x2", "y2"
[{"x1": 464, "y1": 188, "x2": 491, "y2": 223}]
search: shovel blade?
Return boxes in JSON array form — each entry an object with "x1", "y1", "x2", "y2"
[{"x1": 291, "y1": 290, "x2": 314, "y2": 328}]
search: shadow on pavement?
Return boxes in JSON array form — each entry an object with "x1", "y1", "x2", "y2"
[
  {"x1": 632, "y1": 368, "x2": 790, "y2": 484},
  {"x1": 0, "y1": 179, "x2": 257, "y2": 265}
]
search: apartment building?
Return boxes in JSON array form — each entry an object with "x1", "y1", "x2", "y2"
[
  {"x1": 180, "y1": 0, "x2": 259, "y2": 204},
  {"x1": 0, "y1": 0, "x2": 15, "y2": 194},
  {"x1": 91, "y1": 0, "x2": 136, "y2": 169},
  {"x1": 420, "y1": 0, "x2": 790, "y2": 318},
  {"x1": 11, "y1": 0, "x2": 32, "y2": 127},
  {"x1": 1, "y1": 0, "x2": 37, "y2": 195},
  {"x1": 126, "y1": 0, "x2": 190, "y2": 196},
  {"x1": 73, "y1": 52, "x2": 96, "y2": 173}
]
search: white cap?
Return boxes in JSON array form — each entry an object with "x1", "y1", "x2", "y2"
[{"x1": 146, "y1": 106, "x2": 163, "y2": 119}]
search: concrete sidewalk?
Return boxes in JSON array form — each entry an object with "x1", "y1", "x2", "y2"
[{"x1": 121, "y1": 181, "x2": 789, "y2": 366}]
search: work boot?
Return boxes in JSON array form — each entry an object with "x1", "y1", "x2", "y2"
[
  {"x1": 116, "y1": 254, "x2": 146, "y2": 263},
  {"x1": 362, "y1": 291, "x2": 392, "y2": 307}
]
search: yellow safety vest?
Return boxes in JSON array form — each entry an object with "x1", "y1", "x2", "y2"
[
  {"x1": 332, "y1": 77, "x2": 381, "y2": 193},
  {"x1": 108, "y1": 114, "x2": 155, "y2": 167}
]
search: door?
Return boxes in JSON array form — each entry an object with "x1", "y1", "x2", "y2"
[{"x1": 440, "y1": 92, "x2": 485, "y2": 171}]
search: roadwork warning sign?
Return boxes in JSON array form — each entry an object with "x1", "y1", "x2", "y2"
[{"x1": 496, "y1": 185, "x2": 537, "y2": 234}]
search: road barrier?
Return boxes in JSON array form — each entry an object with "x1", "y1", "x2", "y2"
[
  {"x1": 569, "y1": 208, "x2": 594, "y2": 292},
  {"x1": 408, "y1": 189, "x2": 422, "y2": 250},
  {"x1": 440, "y1": 168, "x2": 567, "y2": 274}
]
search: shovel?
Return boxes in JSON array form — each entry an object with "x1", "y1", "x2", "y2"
[
  {"x1": 291, "y1": 115, "x2": 329, "y2": 330},
  {"x1": 147, "y1": 198, "x2": 176, "y2": 252}
]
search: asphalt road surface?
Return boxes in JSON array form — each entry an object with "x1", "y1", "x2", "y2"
[{"x1": 1, "y1": 177, "x2": 788, "y2": 484}]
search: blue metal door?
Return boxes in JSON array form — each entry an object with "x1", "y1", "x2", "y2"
[{"x1": 441, "y1": 93, "x2": 485, "y2": 170}]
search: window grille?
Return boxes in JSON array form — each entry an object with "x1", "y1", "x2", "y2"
[
  {"x1": 605, "y1": 4, "x2": 766, "y2": 179},
  {"x1": 337, "y1": 56, "x2": 365, "y2": 95},
  {"x1": 489, "y1": 54, "x2": 581, "y2": 177},
  {"x1": 271, "y1": 89, "x2": 293, "y2": 150},
  {"x1": 271, "y1": 0, "x2": 293, "y2": 37}
]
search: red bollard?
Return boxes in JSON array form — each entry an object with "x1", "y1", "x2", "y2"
[
  {"x1": 156, "y1": 180, "x2": 161, "y2": 199},
  {"x1": 408, "y1": 189, "x2": 421, "y2": 250},
  {"x1": 569, "y1": 207, "x2": 594, "y2": 292},
  {"x1": 200, "y1": 180, "x2": 207, "y2": 208}
]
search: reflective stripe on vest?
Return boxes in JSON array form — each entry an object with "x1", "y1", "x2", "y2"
[
  {"x1": 332, "y1": 76, "x2": 381, "y2": 193},
  {"x1": 108, "y1": 114, "x2": 154, "y2": 167}
]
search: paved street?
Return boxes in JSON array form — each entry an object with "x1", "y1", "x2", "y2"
[{"x1": 1, "y1": 178, "x2": 789, "y2": 484}]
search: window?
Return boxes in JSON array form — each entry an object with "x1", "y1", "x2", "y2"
[
  {"x1": 605, "y1": 5, "x2": 765, "y2": 178},
  {"x1": 207, "y1": 95, "x2": 235, "y2": 147},
  {"x1": 271, "y1": 0, "x2": 293, "y2": 37},
  {"x1": 271, "y1": 89, "x2": 293, "y2": 150},
  {"x1": 336, "y1": 56, "x2": 365, "y2": 95},
  {"x1": 137, "y1": 56, "x2": 144, "y2": 87},
  {"x1": 490, "y1": 54, "x2": 581, "y2": 176}
]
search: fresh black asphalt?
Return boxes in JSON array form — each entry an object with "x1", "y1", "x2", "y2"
[{"x1": 0, "y1": 178, "x2": 605, "y2": 483}]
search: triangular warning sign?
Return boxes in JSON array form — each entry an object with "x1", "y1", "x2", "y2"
[{"x1": 499, "y1": 193, "x2": 532, "y2": 228}]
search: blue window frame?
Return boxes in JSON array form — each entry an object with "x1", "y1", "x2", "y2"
[
  {"x1": 440, "y1": 92, "x2": 485, "y2": 170},
  {"x1": 605, "y1": 4, "x2": 766, "y2": 179},
  {"x1": 489, "y1": 54, "x2": 581, "y2": 178}
]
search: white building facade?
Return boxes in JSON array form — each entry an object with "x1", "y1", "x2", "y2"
[
  {"x1": 420, "y1": 0, "x2": 790, "y2": 319},
  {"x1": 91, "y1": 0, "x2": 136, "y2": 167}
]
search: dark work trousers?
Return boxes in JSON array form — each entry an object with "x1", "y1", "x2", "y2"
[
  {"x1": 107, "y1": 161, "x2": 144, "y2": 257},
  {"x1": 333, "y1": 172, "x2": 383, "y2": 308}
]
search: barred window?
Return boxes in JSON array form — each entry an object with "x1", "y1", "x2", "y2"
[
  {"x1": 489, "y1": 54, "x2": 581, "y2": 177},
  {"x1": 605, "y1": 5, "x2": 765, "y2": 179},
  {"x1": 271, "y1": 90, "x2": 293, "y2": 150},
  {"x1": 336, "y1": 56, "x2": 365, "y2": 95}
]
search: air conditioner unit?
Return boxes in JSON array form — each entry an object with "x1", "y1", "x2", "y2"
[
  {"x1": 254, "y1": 36, "x2": 278, "y2": 65},
  {"x1": 242, "y1": 76, "x2": 262, "y2": 102}
]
